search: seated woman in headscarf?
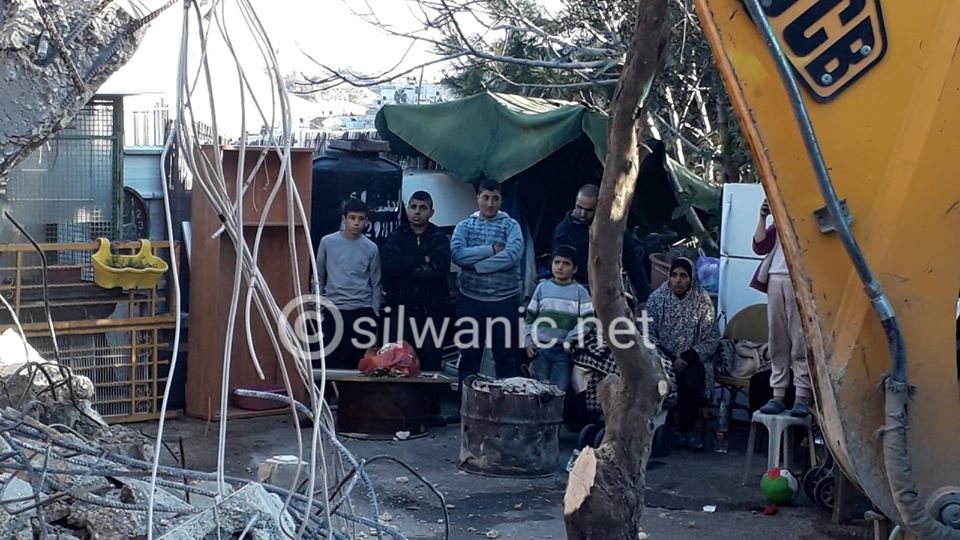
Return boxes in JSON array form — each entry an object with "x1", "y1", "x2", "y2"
[{"x1": 645, "y1": 256, "x2": 720, "y2": 450}]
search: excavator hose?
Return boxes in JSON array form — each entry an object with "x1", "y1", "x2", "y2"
[{"x1": 742, "y1": 0, "x2": 960, "y2": 536}]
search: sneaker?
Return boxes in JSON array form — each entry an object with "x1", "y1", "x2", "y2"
[
  {"x1": 565, "y1": 449, "x2": 581, "y2": 472},
  {"x1": 759, "y1": 399, "x2": 786, "y2": 415},
  {"x1": 675, "y1": 431, "x2": 704, "y2": 451},
  {"x1": 789, "y1": 402, "x2": 811, "y2": 418},
  {"x1": 685, "y1": 432, "x2": 705, "y2": 452}
]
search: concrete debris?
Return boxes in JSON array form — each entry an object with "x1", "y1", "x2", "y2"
[
  {"x1": 94, "y1": 424, "x2": 155, "y2": 462},
  {"x1": 1, "y1": 518, "x2": 33, "y2": 540},
  {"x1": 0, "y1": 1, "x2": 143, "y2": 180},
  {"x1": 256, "y1": 455, "x2": 307, "y2": 493},
  {"x1": 0, "y1": 329, "x2": 107, "y2": 433},
  {"x1": 469, "y1": 376, "x2": 564, "y2": 396},
  {"x1": 68, "y1": 478, "x2": 192, "y2": 539},
  {"x1": 187, "y1": 481, "x2": 233, "y2": 509},
  {"x1": 119, "y1": 478, "x2": 193, "y2": 511},
  {"x1": 0, "y1": 475, "x2": 33, "y2": 501},
  {"x1": 0, "y1": 335, "x2": 312, "y2": 539},
  {"x1": 160, "y1": 483, "x2": 297, "y2": 540}
]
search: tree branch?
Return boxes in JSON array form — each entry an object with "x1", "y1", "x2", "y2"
[
  {"x1": 299, "y1": 49, "x2": 468, "y2": 91},
  {"x1": 490, "y1": 23, "x2": 621, "y2": 58},
  {"x1": 651, "y1": 112, "x2": 720, "y2": 160},
  {"x1": 490, "y1": 73, "x2": 618, "y2": 89}
]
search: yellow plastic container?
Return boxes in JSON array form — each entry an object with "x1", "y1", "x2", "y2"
[{"x1": 92, "y1": 238, "x2": 168, "y2": 290}]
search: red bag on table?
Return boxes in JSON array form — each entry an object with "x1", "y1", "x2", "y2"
[{"x1": 358, "y1": 341, "x2": 421, "y2": 377}]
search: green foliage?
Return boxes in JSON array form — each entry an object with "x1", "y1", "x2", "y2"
[{"x1": 433, "y1": 0, "x2": 753, "y2": 183}]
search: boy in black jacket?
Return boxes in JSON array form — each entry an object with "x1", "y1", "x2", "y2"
[{"x1": 381, "y1": 191, "x2": 451, "y2": 371}]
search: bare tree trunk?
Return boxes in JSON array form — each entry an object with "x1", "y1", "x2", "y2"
[
  {"x1": 663, "y1": 86, "x2": 685, "y2": 164},
  {"x1": 692, "y1": 83, "x2": 715, "y2": 180},
  {"x1": 645, "y1": 113, "x2": 662, "y2": 140},
  {"x1": 0, "y1": 2, "x2": 143, "y2": 179},
  {"x1": 563, "y1": 0, "x2": 670, "y2": 538},
  {"x1": 716, "y1": 89, "x2": 740, "y2": 183}
]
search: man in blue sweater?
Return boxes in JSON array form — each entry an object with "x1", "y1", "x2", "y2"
[{"x1": 451, "y1": 179, "x2": 524, "y2": 382}]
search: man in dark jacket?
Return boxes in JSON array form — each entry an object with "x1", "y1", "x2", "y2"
[
  {"x1": 553, "y1": 184, "x2": 651, "y2": 303},
  {"x1": 381, "y1": 191, "x2": 451, "y2": 371}
]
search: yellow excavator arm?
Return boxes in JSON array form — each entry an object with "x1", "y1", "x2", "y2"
[{"x1": 695, "y1": 0, "x2": 960, "y2": 536}]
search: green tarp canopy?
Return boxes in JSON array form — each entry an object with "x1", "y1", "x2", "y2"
[{"x1": 374, "y1": 91, "x2": 720, "y2": 213}]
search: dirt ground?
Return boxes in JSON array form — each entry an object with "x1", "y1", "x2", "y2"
[{"x1": 132, "y1": 404, "x2": 874, "y2": 540}]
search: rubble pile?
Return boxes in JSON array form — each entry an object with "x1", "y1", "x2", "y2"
[
  {"x1": 469, "y1": 376, "x2": 565, "y2": 396},
  {"x1": 0, "y1": 402, "x2": 359, "y2": 538},
  {"x1": 0, "y1": 1, "x2": 143, "y2": 179},
  {"x1": 0, "y1": 330, "x2": 107, "y2": 436},
  {"x1": 0, "y1": 332, "x2": 360, "y2": 539}
]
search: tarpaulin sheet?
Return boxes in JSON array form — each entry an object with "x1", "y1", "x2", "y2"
[{"x1": 374, "y1": 92, "x2": 719, "y2": 212}]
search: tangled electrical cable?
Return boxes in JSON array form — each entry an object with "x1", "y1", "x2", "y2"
[
  {"x1": 141, "y1": 1, "x2": 444, "y2": 539},
  {"x1": 0, "y1": 407, "x2": 374, "y2": 538}
]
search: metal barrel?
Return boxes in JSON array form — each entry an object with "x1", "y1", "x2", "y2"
[{"x1": 458, "y1": 376, "x2": 565, "y2": 478}]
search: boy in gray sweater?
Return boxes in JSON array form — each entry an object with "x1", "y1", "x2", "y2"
[{"x1": 316, "y1": 198, "x2": 382, "y2": 369}]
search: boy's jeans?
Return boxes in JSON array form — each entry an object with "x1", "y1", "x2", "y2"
[{"x1": 532, "y1": 346, "x2": 571, "y2": 392}]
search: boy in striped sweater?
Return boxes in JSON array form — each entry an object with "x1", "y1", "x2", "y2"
[{"x1": 524, "y1": 245, "x2": 595, "y2": 391}]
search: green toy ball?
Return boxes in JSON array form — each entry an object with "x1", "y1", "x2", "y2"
[{"x1": 760, "y1": 468, "x2": 798, "y2": 505}]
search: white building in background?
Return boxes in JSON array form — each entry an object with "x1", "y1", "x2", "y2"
[
  {"x1": 374, "y1": 78, "x2": 455, "y2": 106},
  {"x1": 116, "y1": 78, "x2": 456, "y2": 146}
]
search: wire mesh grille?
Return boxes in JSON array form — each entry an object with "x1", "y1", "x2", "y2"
[
  {"x1": 30, "y1": 330, "x2": 167, "y2": 419},
  {"x1": 3, "y1": 96, "x2": 121, "y2": 244},
  {"x1": 59, "y1": 100, "x2": 117, "y2": 137},
  {"x1": 46, "y1": 223, "x2": 116, "y2": 282}
]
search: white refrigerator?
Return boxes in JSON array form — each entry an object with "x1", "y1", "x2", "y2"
[{"x1": 718, "y1": 183, "x2": 769, "y2": 336}]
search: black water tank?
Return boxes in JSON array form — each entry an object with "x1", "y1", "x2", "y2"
[{"x1": 311, "y1": 141, "x2": 402, "y2": 250}]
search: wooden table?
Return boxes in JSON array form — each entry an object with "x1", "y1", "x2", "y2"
[
  {"x1": 314, "y1": 369, "x2": 456, "y2": 383},
  {"x1": 315, "y1": 370, "x2": 456, "y2": 439}
]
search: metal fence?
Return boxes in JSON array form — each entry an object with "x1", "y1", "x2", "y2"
[
  {"x1": 0, "y1": 240, "x2": 177, "y2": 422},
  {"x1": 4, "y1": 96, "x2": 123, "y2": 244},
  {"x1": 126, "y1": 99, "x2": 331, "y2": 150},
  {"x1": 127, "y1": 100, "x2": 170, "y2": 147}
]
